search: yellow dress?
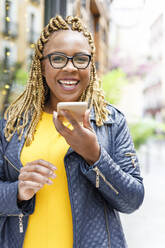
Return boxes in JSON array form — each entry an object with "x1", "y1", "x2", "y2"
[{"x1": 21, "y1": 112, "x2": 73, "y2": 248}]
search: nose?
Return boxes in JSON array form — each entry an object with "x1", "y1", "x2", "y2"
[{"x1": 63, "y1": 58, "x2": 77, "y2": 71}]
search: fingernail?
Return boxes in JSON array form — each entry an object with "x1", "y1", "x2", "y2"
[
  {"x1": 47, "y1": 179, "x2": 53, "y2": 185},
  {"x1": 49, "y1": 172, "x2": 56, "y2": 178},
  {"x1": 53, "y1": 111, "x2": 57, "y2": 118},
  {"x1": 52, "y1": 166, "x2": 57, "y2": 170}
]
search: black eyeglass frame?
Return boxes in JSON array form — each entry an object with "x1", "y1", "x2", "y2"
[{"x1": 41, "y1": 52, "x2": 92, "y2": 69}]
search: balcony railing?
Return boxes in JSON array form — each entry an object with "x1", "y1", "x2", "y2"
[{"x1": 2, "y1": 20, "x2": 18, "y2": 38}]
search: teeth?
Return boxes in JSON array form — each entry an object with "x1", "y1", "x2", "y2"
[
  {"x1": 59, "y1": 80, "x2": 78, "y2": 85},
  {"x1": 63, "y1": 84, "x2": 75, "y2": 88}
]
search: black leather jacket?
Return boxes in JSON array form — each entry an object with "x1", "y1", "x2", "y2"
[{"x1": 0, "y1": 105, "x2": 144, "y2": 248}]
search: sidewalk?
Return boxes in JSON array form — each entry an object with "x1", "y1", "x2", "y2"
[{"x1": 120, "y1": 140, "x2": 165, "y2": 248}]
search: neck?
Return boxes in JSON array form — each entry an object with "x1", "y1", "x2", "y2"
[{"x1": 43, "y1": 99, "x2": 57, "y2": 113}]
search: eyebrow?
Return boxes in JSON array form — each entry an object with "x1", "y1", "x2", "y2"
[{"x1": 44, "y1": 51, "x2": 91, "y2": 57}]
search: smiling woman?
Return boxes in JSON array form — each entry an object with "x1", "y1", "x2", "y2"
[{"x1": 0, "y1": 15, "x2": 144, "y2": 248}]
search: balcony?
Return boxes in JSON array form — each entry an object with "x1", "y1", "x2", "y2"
[{"x1": 2, "y1": 20, "x2": 18, "y2": 39}]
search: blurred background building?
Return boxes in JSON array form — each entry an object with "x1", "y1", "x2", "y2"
[
  {"x1": 143, "y1": 13, "x2": 165, "y2": 122},
  {"x1": 0, "y1": 0, "x2": 113, "y2": 115}
]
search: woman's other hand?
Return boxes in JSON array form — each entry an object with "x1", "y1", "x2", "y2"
[
  {"x1": 18, "y1": 160, "x2": 56, "y2": 201},
  {"x1": 53, "y1": 109, "x2": 100, "y2": 165}
]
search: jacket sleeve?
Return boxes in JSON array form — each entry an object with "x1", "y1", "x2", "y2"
[
  {"x1": 80, "y1": 114, "x2": 144, "y2": 214},
  {"x1": 0, "y1": 119, "x2": 35, "y2": 216}
]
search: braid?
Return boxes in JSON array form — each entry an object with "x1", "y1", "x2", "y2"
[{"x1": 4, "y1": 15, "x2": 109, "y2": 145}]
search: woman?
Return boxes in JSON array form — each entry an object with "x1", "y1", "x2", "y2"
[{"x1": 0, "y1": 16, "x2": 144, "y2": 248}]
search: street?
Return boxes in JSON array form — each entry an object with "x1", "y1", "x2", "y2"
[{"x1": 120, "y1": 140, "x2": 165, "y2": 248}]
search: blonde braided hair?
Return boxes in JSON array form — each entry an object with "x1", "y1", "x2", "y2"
[{"x1": 4, "y1": 15, "x2": 109, "y2": 146}]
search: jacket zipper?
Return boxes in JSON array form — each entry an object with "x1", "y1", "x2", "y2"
[
  {"x1": 4, "y1": 155, "x2": 20, "y2": 173},
  {"x1": 104, "y1": 201, "x2": 111, "y2": 248},
  {"x1": 93, "y1": 167, "x2": 119, "y2": 195},
  {"x1": 19, "y1": 213, "x2": 24, "y2": 233},
  {"x1": 3, "y1": 156, "x2": 23, "y2": 233},
  {"x1": 125, "y1": 152, "x2": 136, "y2": 168}
]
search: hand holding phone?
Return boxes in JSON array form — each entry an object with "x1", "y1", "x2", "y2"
[
  {"x1": 55, "y1": 102, "x2": 100, "y2": 165},
  {"x1": 57, "y1": 102, "x2": 88, "y2": 123}
]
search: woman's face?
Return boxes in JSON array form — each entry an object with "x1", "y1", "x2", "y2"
[{"x1": 42, "y1": 29, "x2": 91, "y2": 109}]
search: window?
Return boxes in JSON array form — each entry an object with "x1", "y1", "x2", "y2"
[
  {"x1": 5, "y1": 0, "x2": 11, "y2": 34},
  {"x1": 3, "y1": 0, "x2": 18, "y2": 38},
  {"x1": 30, "y1": 13, "x2": 35, "y2": 42},
  {"x1": 44, "y1": 0, "x2": 67, "y2": 25},
  {"x1": 81, "y1": 0, "x2": 86, "y2": 8},
  {"x1": 4, "y1": 47, "x2": 10, "y2": 70}
]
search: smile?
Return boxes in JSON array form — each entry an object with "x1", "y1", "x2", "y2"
[
  {"x1": 58, "y1": 80, "x2": 79, "y2": 85},
  {"x1": 58, "y1": 80, "x2": 80, "y2": 90}
]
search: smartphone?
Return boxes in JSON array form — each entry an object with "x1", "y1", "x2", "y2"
[{"x1": 57, "y1": 102, "x2": 88, "y2": 123}]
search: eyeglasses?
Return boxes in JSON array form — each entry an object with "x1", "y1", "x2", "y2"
[{"x1": 41, "y1": 52, "x2": 91, "y2": 69}]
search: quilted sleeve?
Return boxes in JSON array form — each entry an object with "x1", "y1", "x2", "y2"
[
  {"x1": 80, "y1": 115, "x2": 144, "y2": 214},
  {"x1": 0, "y1": 119, "x2": 35, "y2": 216}
]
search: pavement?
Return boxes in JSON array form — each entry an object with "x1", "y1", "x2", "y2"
[{"x1": 120, "y1": 140, "x2": 165, "y2": 248}]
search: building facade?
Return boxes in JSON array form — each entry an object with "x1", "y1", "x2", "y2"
[{"x1": 0, "y1": 0, "x2": 44, "y2": 115}]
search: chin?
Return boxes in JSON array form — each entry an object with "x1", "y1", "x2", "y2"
[{"x1": 60, "y1": 96, "x2": 82, "y2": 102}]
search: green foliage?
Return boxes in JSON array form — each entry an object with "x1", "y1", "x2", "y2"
[
  {"x1": 129, "y1": 118, "x2": 165, "y2": 150},
  {"x1": 15, "y1": 68, "x2": 28, "y2": 86},
  {"x1": 101, "y1": 69, "x2": 128, "y2": 104}
]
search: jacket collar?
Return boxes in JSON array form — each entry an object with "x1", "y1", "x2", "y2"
[{"x1": 89, "y1": 106, "x2": 114, "y2": 124}]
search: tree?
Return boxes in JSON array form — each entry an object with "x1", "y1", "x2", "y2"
[
  {"x1": 101, "y1": 68, "x2": 128, "y2": 104},
  {"x1": 129, "y1": 119, "x2": 165, "y2": 150}
]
